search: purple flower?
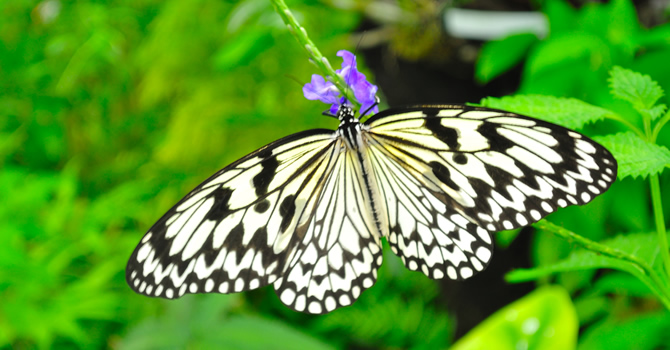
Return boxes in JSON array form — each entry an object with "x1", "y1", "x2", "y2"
[{"x1": 302, "y1": 50, "x2": 379, "y2": 116}]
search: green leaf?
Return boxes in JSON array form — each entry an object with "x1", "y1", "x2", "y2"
[
  {"x1": 646, "y1": 103, "x2": 667, "y2": 121},
  {"x1": 479, "y1": 94, "x2": 612, "y2": 129},
  {"x1": 635, "y1": 23, "x2": 670, "y2": 49},
  {"x1": 579, "y1": 312, "x2": 670, "y2": 350},
  {"x1": 476, "y1": 33, "x2": 539, "y2": 84},
  {"x1": 209, "y1": 316, "x2": 336, "y2": 350},
  {"x1": 609, "y1": 66, "x2": 665, "y2": 119},
  {"x1": 525, "y1": 33, "x2": 610, "y2": 77},
  {"x1": 451, "y1": 286, "x2": 578, "y2": 350},
  {"x1": 594, "y1": 131, "x2": 670, "y2": 179},
  {"x1": 506, "y1": 232, "x2": 661, "y2": 294}
]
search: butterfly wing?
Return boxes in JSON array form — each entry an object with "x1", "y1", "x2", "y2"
[
  {"x1": 273, "y1": 139, "x2": 383, "y2": 314},
  {"x1": 126, "y1": 130, "x2": 339, "y2": 299},
  {"x1": 364, "y1": 105, "x2": 617, "y2": 278}
]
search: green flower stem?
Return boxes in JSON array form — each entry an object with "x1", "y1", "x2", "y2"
[
  {"x1": 535, "y1": 220, "x2": 670, "y2": 309},
  {"x1": 269, "y1": 0, "x2": 360, "y2": 109},
  {"x1": 650, "y1": 174, "x2": 670, "y2": 279}
]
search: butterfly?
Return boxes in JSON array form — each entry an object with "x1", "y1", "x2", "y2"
[{"x1": 126, "y1": 102, "x2": 617, "y2": 314}]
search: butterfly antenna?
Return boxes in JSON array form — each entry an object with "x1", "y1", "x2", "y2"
[{"x1": 361, "y1": 96, "x2": 380, "y2": 117}]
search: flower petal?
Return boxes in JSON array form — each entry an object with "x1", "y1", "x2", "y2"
[{"x1": 303, "y1": 74, "x2": 339, "y2": 104}]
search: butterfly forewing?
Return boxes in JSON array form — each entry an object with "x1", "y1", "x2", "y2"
[
  {"x1": 126, "y1": 130, "x2": 338, "y2": 299},
  {"x1": 365, "y1": 105, "x2": 617, "y2": 234}
]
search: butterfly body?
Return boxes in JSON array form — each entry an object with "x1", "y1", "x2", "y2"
[{"x1": 127, "y1": 105, "x2": 616, "y2": 314}]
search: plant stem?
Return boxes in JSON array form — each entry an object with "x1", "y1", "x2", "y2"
[
  {"x1": 650, "y1": 174, "x2": 670, "y2": 279},
  {"x1": 651, "y1": 109, "x2": 670, "y2": 143},
  {"x1": 535, "y1": 220, "x2": 670, "y2": 309},
  {"x1": 605, "y1": 112, "x2": 645, "y2": 139},
  {"x1": 269, "y1": 0, "x2": 360, "y2": 109}
]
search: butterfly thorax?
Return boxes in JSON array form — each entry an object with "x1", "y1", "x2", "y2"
[
  {"x1": 334, "y1": 104, "x2": 389, "y2": 241},
  {"x1": 336, "y1": 104, "x2": 363, "y2": 150}
]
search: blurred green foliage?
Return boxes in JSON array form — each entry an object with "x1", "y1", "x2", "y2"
[
  {"x1": 452, "y1": 287, "x2": 578, "y2": 350},
  {"x1": 3, "y1": 0, "x2": 670, "y2": 349}
]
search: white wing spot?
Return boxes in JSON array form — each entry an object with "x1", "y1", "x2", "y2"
[
  {"x1": 363, "y1": 277, "x2": 373, "y2": 288},
  {"x1": 219, "y1": 282, "x2": 229, "y2": 293},
  {"x1": 179, "y1": 284, "x2": 187, "y2": 297},
  {"x1": 308, "y1": 302, "x2": 322, "y2": 314},
  {"x1": 155, "y1": 285, "x2": 164, "y2": 296},
  {"x1": 558, "y1": 199, "x2": 568, "y2": 207},
  {"x1": 447, "y1": 266, "x2": 457, "y2": 280},
  {"x1": 530, "y1": 210, "x2": 541, "y2": 221},
  {"x1": 471, "y1": 258, "x2": 484, "y2": 271},
  {"x1": 295, "y1": 295, "x2": 306, "y2": 311},
  {"x1": 588, "y1": 185, "x2": 600, "y2": 194},
  {"x1": 476, "y1": 247, "x2": 492, "y2": 262},
  {"x1": 581, "y1": 192, "x2": 591, "y2": 202},
  {"x1": 189, "y1": 283, "x2": 197, "y2": 293},
  {"x1": 234, "y1": 279, "x2": 245, "y2": 292},
  {"x1": 339, "y1": 294, "x2": 351, "y2": 306},
  {"x1": 280, "y1": 289, "x2": 296, "y2": 305},
  {"x1": 460, "y1": 267, "x2": 473, "y2": 279},
  {"x1": 166, "y1": 288, "x2": 174, "y2": 298},
  {"x1": 605, "y1": 168, "x2": 613, "y2": 176},
  {"x1": 205, "y1": 279, "x2": 214, "y2": 292},
  {"x1": 408, "y1": 260, "x2": 418, "y2": 270},
  {"x1": 139, "y1": 282, "x2": 147, "y2": 293},
  {"x1": 249, "y1": 279, "x2": 260, "y2": 289},
  {"x1": 541, "y1": 201, "x2": 553, "y2": 213},
  {"x1": 476, "y1": 227, "x2": 491, "y2": 244},
  {"x1": 566, "y1": 195, "x2": 578, "y2": 205},
  {"x1": 325, "y1": 297, "x2": 337, "y2": 312},
  {"x1": 503, "y1": 220, "x2": 513, "y2": 230},
  {"x1": 433, "y1": 269, "x2": 444, "y2": 279},
  {"x1": 141, "y1": 233, "x2": 152, "y2": 244},
  {"x1": 516, "y1": 213, "x2": 528, "y2": 226}
]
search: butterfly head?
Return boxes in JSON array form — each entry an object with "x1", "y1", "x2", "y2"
[{"x1": 336, "y1": 103, "x2": 358, "y2": 126}]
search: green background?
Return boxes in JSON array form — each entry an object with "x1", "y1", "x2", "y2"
[{"x1": 2, "y1": 0, "x2": 670, "y2": 349}]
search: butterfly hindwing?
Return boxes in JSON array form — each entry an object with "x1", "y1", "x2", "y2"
[
  {"x1": 274, "y1": 141, "x2": 383, "y2": 314},
  {"x1": 367, "y1": 142, "x2": 494, "y2": 280}
]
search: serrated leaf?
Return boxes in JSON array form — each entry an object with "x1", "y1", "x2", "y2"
[
  {"x1": 476, "y1": 33, "x2": 539, "y2": 84},
  {"x1": 479, "y1": 94, "x2": 612, "y2": 129},
  {"x1": 506, "y1": 232, "x2": 661, "y2": 296},
  {"x1": 644, "y1": 103, "x2": 667, "y2": 121},
  {"x1": 451, "y1": 286, "x2": 578, "y2": 350},
  {"x1": 594, "y1": 132, "x2": 670, "y2": 179},
  {"x1": 609, "y1": 66, "x2": 665, "y2": 118}
]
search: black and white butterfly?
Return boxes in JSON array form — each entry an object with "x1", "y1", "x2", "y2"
[{"x1": 126, "y1": 104, "x2": 617, "y2": 314}]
